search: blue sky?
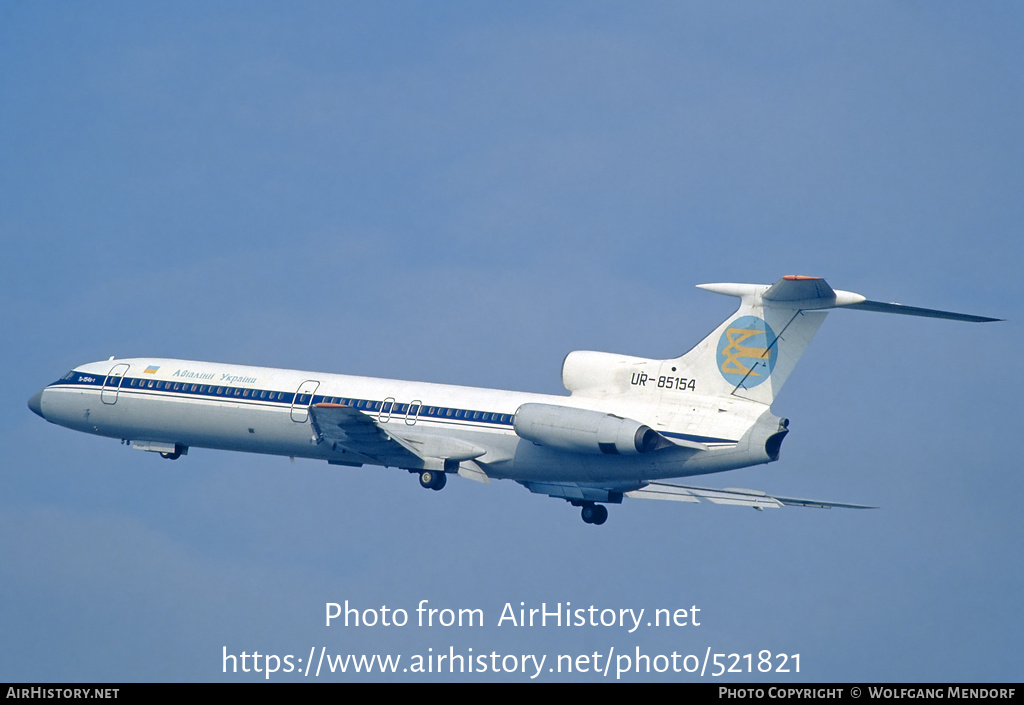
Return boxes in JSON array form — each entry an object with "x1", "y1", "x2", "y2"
[{"x1": 2, "y1": 1, "x2": 1021, "y2": 682}]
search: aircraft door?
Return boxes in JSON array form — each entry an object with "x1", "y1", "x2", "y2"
[
  {"x1": 101, "y1": 363, "x2": 130, "y2": 404},
  {"x1": 290, "y1": 380, "x2": 320, "y2": 422},
  {"x1": 406, "y1": 400, "x2": 422, "y2": 425},
  {"x1": 379, "y1": 397, "x2": 395, "y2": 423}
]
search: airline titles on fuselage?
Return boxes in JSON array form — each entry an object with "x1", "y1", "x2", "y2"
[{"x1": 170, "y1": 369, "x2": 258, "y2": 386}]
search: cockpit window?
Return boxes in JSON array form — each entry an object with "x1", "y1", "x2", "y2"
[{"x1": 60, "y1": 370, "x2": 76, "y2": 381}]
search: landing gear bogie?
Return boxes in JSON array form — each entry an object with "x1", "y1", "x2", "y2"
[
  {"x1": 580, "y1": 503, "x2": 608, "y2": 525},
  {"x1": 158, "y1": 444, "x2": 186, "y2": 460},
  {"x1": 418, "y1": 470, "x2": 447, "y2": 491}
]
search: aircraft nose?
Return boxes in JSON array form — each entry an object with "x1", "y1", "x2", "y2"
[{"x1": 28, "y1": 388, "x2": 44, "y2": 418}]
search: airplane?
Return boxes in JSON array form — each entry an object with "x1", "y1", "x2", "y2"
[{"x1": 27, "y1": 276, "x2": 999, "y2": 525}]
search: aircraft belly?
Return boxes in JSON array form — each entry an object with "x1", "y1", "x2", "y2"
[
  {"x1": 44, "y1": 387, "x2": 328, "y2": 459},
  {"x1": 365, "y1": 421, "x2": 520, "y2": 469},
  {"x1": 39, "y1": 388, "x2": 106, "y2": 436},
  {"x1": 41, "y1": 382, "x2": 734, "y2": 477},
  {"x1": 488, "y1": 441, "x2": 691, "y2": 484}
]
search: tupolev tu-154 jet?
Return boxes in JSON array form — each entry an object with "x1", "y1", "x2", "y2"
[{"x1": 28, "y1": 276, "x2": 998, "y2": 525}]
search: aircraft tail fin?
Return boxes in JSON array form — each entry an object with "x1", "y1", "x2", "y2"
[{"x1": 671, "y1": 275, "x2": 997, "y2": 406}]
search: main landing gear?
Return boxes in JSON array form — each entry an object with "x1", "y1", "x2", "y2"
[
  {"x1": 418, "y1": 470, "x2": 447, "y2": 491},
  {"x1": 159, "y1": 444, "x2": 187, "y2": 460},
  {"x1": 579, "y1": 503, "x2": 608, "y2": 526}
]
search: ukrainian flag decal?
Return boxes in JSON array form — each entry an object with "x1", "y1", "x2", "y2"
[
  {"x1": 716, "y1": 316, "x2": 777, "y2": 387},
  {"x1": 144, "y1": 365, "x2": 160, "y2": 375}
]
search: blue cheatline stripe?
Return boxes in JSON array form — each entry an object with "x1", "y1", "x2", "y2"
[
  {"x1": 49, "y1": 372, "x2": 738, "y2": 445},
  {"x1": 660, "y1": 431, "x2": 737, "y2": 445},
  {"x1": 49, "y1": 373, "x2": 517, "y2": 428}
]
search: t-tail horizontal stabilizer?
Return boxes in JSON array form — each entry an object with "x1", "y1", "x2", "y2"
[
  {"x1": 699, "y1": 275, "x2": 1001, "y2": 322},
  {"x1": 839, "y1": 299, "x2": 1001, "y2": 323},
  {"x1": 682, "y1": 275, "x2": 999, "y2": 406}
]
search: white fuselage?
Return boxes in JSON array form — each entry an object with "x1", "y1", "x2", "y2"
[
  {"x1": 32, "y1": 357, "x2": 781, "y2": 489},
  {"x1": 30, "y1": 278, "x2": 990, "y2": 522}
]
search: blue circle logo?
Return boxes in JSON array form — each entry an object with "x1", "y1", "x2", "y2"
[{"x1": 716, "y1": 316, "x2": 777, "y2": 387}]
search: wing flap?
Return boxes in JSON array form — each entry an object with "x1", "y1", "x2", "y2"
[
  {"x1": 309, "y1": 403, "x2": 422, "y2": 466},
  {"x1": 519, "y1": 481, "x2": 627, "y2": 503},
  {"x1": 395, "y1": 434, "x2": 487, "y2": 462},
  {"x1": 309, "y1": 403, "x2": 497, "y2": 471},
  {"x1": 457, "y1": 460, "x2": 492, "y2": 485},
  {"x1": 625, "y1": 481, "x2": 875, "y2": 510}
]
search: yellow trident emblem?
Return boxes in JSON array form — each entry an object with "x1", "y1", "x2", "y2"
[{"x1": 720, "y1": 327, "x2": 770, "y2": 376}]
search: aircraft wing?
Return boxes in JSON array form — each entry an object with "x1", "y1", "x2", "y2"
[
  {"x1": 309, "y1": 403, "x2": 421, "y2": 466},
  {"x1": 519, "y1": 479, "x2": 872, "y2": 510},
  {"x1": 625, "y1": 481, "x2": 875, "y2": 510},
  {"x1": 308, "y1": 403, "x2": 489, "y2": 470}
]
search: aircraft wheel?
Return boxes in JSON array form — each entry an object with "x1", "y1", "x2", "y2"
[
  {"x1": 418, "y1": 470, "x2": 447, "y2": 491},
  {"x1": 581, "y1": 504, "x2": 608, "y2": 525},
  {"x1": 160, "y1": 451, "x2": 181, "y2": 460}
]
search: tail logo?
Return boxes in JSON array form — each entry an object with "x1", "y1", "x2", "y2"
[{"x1": 716, "y1": 316, "x2": 778, "y2": 387}]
